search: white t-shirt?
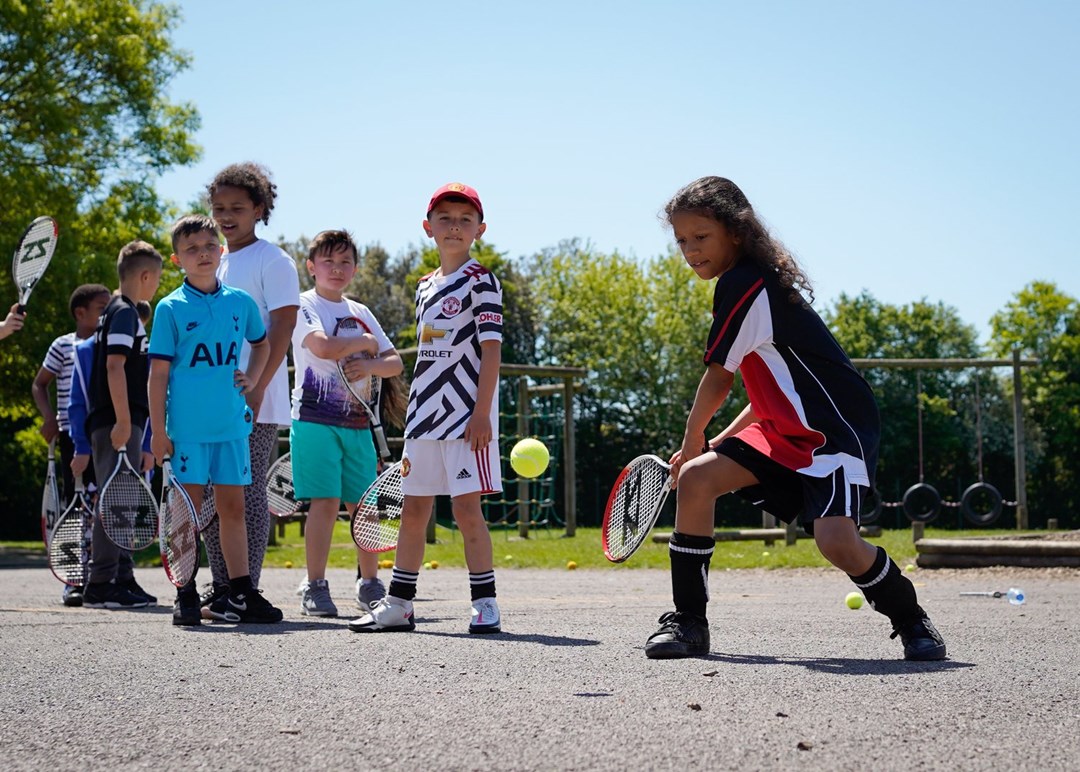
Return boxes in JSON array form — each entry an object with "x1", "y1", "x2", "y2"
[
  {"x1": 291, "y1": 290, "x2": 394, "y2": 428},
  {"x1": 405, "y1": 258, "x2": 503, "y2": 440},
  {"x1": 217, "y1": 238, "x2": 301, "y2": 427}
]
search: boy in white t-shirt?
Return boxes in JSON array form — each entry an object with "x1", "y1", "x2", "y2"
[
  {"x1": 289, "y1": 230, "x2": 403, "y2": 618},
  {"x1": 350, "y1": 183, "x2": 504, "y2": 635},
  {"x1": 200, "y1": 162, "x2": 301, "y2": 617}
]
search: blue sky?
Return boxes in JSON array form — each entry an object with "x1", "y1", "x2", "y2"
[{"x1": 156, "y1": 1, "x2": 1079, "y2": 343}]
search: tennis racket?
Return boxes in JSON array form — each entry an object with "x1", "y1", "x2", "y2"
[
  {"x1": 333, "y1": 315, "x2": 391, "y2": 460},
  {"x1": 266, "y1": 452, "x2": 302, "y2": 517},
  {"x1": 601, "y1": 454, "x2": 675, "y2": 563},
  {"x1": 41, "y1": 439, "x2": 62, "y2": 545},
  {"x1": 12, "y1": 216, "x2": 59, "y2": 313},
  {"x1": 158, "y1": 457, "x2": 199, "y2": 588},
  {"x1": 350, "y1": 461, "x2": 403, "y2": 552},
  {"x1": 98, "y1": 448, "x2": 158, "y2": 550},
  {"x1": 48, "y1": 475, "x2": 93, "y2": 587}
]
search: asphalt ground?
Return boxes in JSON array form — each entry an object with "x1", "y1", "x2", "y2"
[{"x1": 1, "y1": 564, "x2": 1078, "y2": 771}]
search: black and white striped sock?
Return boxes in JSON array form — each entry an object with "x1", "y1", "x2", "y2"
[
  {"x1": 469, "y1": 570, "x2": 496, "y2": 601},
  {"x1": 388, "y1": 566, "x2": 419, "y2": 601}
]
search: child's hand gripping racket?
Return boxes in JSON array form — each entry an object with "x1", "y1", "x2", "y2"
[
  {"x1": 601, "y1": 454, "x2": 675, "y2": 563},
  {"x1": 333, "y1": 315, "x2": 391, "y2": 460},
  {"x1": 12, "y1": 216, "x2": 59, "y2": 313},
  {"x1": 158, "y1": 457, "x2": 199, "y2": 588},
  {"x1": 41, "y1": 439, "x2": 62, "y2": 546},
  {"x1": 350, "y1": 461, "x2": 404, "y2": 553},
  {"x1": 98, "y1": 448, "x2": 158, "y2": 551},
  {"x1": 48, "y1": 475, "x2": 94, "y2": 587}
]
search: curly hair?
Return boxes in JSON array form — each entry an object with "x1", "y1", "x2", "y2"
[
  {"x1": 207, "y1": 162, "x2": 278, "y2": 225},
  {"x1": 664, "y1": 176, "x2": 813, "y2": 305}
]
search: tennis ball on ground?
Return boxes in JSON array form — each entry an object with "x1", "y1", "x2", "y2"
[
  {"x1": 905, "y1": 563, "x2": 916, "y2": 573},
  {"x1": 567, "y1": 560, "x2": 578, "y2": 570},
  {"x1": 845, "y1": 592, "x2": 865, "y2": 610},
  {"x1": 511, "y1": 438, "x2": 550, "y2": 478},
  {"x1": 284, "y1": 561, "x2": 293, "y2": 569},
  {"x1": 429, "y1": 560, "x2": 438, "y2": 569},
  {"x1": 504, "y1": 554, "x2": 513, "y2": 561},
  {"x1": 423, "y1": 562, "x2": 431, "y2": 570}
]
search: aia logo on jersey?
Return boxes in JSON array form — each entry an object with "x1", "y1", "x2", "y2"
[
  {"x1": 441, "y1": 297, "x2": 461, "y2": 317},
  {"x1": 190, "y1": 341, "x2": 240, "y2": 368}
]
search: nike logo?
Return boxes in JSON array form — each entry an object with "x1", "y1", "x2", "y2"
[
  {"x1": 186, "y1": 321, "x2": 199, "y2": 331},
  {"x1": 228, "y1": 597, "x2": 247, "y2": 611}
]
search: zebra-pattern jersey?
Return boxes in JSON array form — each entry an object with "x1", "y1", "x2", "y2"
[
  {"x1": 42, "y1": 332, "x2": 77, "y2": 431},
  {"x1": 405, "y1": 258, "x2": 503, "y2": 440}
]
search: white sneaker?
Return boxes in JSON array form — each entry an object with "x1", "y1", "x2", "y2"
[
  {"x1": 300, "y1": 579, "x2": 338, "y2": 618},
  {"x1": 295, "y1": 577, "x2": 309, "y2": 597},
  {"x1": 469, "y1": 596, "x2": 501, "y2": 634},
  {"x1": 348, "y1": 595, "x2": 415, "y2": 633},
  {"x1": 356, "y1": 577, "x2": 386, "y2": 611}
]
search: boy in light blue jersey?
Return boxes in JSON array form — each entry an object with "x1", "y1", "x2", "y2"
[{"x1": 148, "y1": 214, "x2": 280, "y2": 626}]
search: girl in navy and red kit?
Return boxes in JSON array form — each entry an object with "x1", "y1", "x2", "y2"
[{"x1": 645, "y1": 176, "x2": 946, "y2": 662}]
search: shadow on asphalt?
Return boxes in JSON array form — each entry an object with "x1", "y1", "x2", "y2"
[
  {"x1": 414, "y1": 629, "x2": 601, "y2": 646},
  {"x1": 175, "y1": 619, "x2": 348, "y2": 634},
  {"x1": 705, "y1": 651, "x2": 975, "y2": 674}
]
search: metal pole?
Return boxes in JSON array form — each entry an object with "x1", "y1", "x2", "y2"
[
  {"x1": 1012, "y1": 349, "x2": 1029, "y2": 529},
  {"x1": 562, "y1": 376, "x2": 577, "y2": 537},
  {"x1": 517, "y1": 376, "x2": 531, "y2": 539}
]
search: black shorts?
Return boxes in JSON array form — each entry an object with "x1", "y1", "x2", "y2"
[{"x1": 715, "y1": 437, "x2": 866, "y2": 535}]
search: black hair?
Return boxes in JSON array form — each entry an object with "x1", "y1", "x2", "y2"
[
  {"x1": 308, "y1": 229, "x2": 358, "y2": 263},
  {"x1": 207, "y1": 162, "x2": 278, "y2": 225},
  {"x1": 68, "y1": 283, "x2": 110, "y2": 319},
  {"x1": 171, "y1": 213, "x2": 220, "y2": 252},
  {"x1": 665, "y1": 176, "x2": 813, "y2": 304}
]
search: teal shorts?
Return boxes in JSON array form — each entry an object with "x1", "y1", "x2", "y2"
[
  {"x1": 172, "y1": 437, "x2": 252, "y2": 486},
  {"x1": 290, "y1": 420, "x2": 377, "y2": 503}
]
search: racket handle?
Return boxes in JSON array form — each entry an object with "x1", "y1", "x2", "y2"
[
  {"x1": 374, "y1": 429, "x2": 391, "y2": 460},
  {"x1": 16, "y1": 303, "x2": 27, "y2": 314}
]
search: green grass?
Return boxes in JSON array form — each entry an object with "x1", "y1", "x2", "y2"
[{"x1": 5, "y1": 525, "x2": 1052, "y2": 572}]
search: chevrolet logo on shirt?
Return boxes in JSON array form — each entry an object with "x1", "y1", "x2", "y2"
[{"x1": 420, "y1": 323, "x2": 449, "y2": 344}]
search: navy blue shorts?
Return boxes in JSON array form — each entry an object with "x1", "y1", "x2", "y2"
[{"x1": 715, "y1": 437, "x2": 867, "y2": 534}]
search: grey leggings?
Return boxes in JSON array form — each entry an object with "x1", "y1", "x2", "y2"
[{"x1": 201, "y1": 423, "x2": 278, "y2": 589}]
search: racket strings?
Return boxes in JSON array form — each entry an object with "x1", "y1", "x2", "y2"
[
  {"x1": 99, "y1": 472, "x2": 158, "y2": 549},
  {"x1": 352, "y1": 464, "x2": 403, "y2": 552},
  {"x1": 160, "y1": 487, "x2": 198, "y2": 586},
  {"x1": 604, "y1": 460, "x2": 671, "y2": 560},
  {"x1": 266, "y1": 454, "x2": 300, "y2": 517},
  {"x1": 14, "y1": 219, "x2": 58, "y2": 285},
  {"x1": 48, "y1": 507, "x2": 91, "y2": 585}
]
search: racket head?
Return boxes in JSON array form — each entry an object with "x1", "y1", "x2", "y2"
[
  {"x1": 98, "y1": 449, "x2": 158, "y2": 551},
  {"x1": 266, "y1": 452, "x2": 301, "y2": 517},
  {"x1": 48, "y1": 484, "x2": 93, "y2": 587},
  {"x1": 41, "y1": 440, "x2": 62, "y2": 545},
  {"x1": 195, "y1": 484, "x2": 216, "y2": 531},
  {"x1": 601, "y1": 454, "x2": 674, "y2": 563},
  {"x1": 158, "y1": 459, "x2": 199, "y2": 587},
  {"x1": 350, "y1": 462, "x2": 403, "y2": 553},
  {"x1": 12, "y1": 216, "x2": 59, "y2": 307}
]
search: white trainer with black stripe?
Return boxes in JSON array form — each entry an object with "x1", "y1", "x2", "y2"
[
  {"x1": 469, "y1": 596, "x2": 501, "y2": 634},
  {"x1": 348, "y1": 595, "x2": 415, "y2": 633}
]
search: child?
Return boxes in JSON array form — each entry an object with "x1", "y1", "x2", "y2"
[
  {"x1": 289, "y1": 229, "x2": 404, "y2": 617},
  {"x1": 148, "y1": 214, "x2": 280, "y2": 625},
  {"x1": 199, "y1": 162, "x2": 300, "y2": 615},
  {"x1": 350, "y1": 183, "x2": 504, "y2": 635},
  {"x1": 0, "y1": 303, "x2": 26, "y2": 339},
  {"x1": 31, "y1": 283, "x2": 110, "y2": 606},
  {"x1": 83, "y1": 243, "x2": 163, "y2": 610},
  {"x1": 645, "y1": 176, "x2": 946, "y2": 661}
]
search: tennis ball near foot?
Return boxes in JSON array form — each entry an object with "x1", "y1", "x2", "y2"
[
  {"x1": 567, "y1": 560, "x2": 578, "y2": 570},
  {"x1": 845, "y1": 592, "x2": 865, "y2": 610},
  {"x1": 284, "y1": 561, "x2": 293, "y2": 569},
  {"x1": 429, "y1": 560, "x2": 438, "y2": 569},
  {"x1": 423, "y1": 562, "x2": 431, "y2": 570},
  {"x1": 510, "y1": 438, "x2": 550, "y2": 478},
  {"x1": 905, "y1": 563, "x2": 916, "y2": 572}
]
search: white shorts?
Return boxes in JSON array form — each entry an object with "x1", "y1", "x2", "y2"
[{"x1": 400, "y1": 437, "x2": 502, "y2": 498}]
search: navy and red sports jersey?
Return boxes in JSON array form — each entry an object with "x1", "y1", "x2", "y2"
[{"x1": 705, "y1": 260, "x2": 879, "y2": 486}]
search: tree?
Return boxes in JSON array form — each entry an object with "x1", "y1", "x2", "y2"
[{"x1": 0, "y1": 0, "x2": 199, "y2": 537}]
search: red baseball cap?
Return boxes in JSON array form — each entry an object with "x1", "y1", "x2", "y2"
[{"x1": 427, "y1": 182, "x2": 484, "y2": 221}]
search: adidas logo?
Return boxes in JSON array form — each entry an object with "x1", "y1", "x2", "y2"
[{"x1": 456, "y1": 468, "x2": 472, "y2": 480}]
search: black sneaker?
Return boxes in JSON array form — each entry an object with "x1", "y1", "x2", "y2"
[
  {"x1": 118, "y1": 576, "x2": 157, "y2": 605},
  {"x1": 645, "y1": 611, "x2": 711, "y2": 659},
  {"x1": 172, "y1": 592, "x2": 202, "y2": 626},
  {"x1": 223, "y1": 590, "x2": 283, "y2": 624},
  {"x1": 62, "y1": 585, "x2": 84, "y2": 607},
  {"x1": 891, "y1": 615, "x2": 947, "y2": 661},
  {"x1": 199, "y1": 582, "x2": 229, "y2": 608},
  {"x1": 83, "y1": 582, "x2": 150, "y2": 610}
]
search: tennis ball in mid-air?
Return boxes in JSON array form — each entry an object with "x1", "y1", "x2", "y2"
[
  {"x1": 511, "y1": 438, "x2": 550, "y2": 478},
  {"x1": 566, "y1": 560, "x2": 578, "y2": 570},
  {"x1": 845, "y1": 592, "x2": 865, "y2": 610}
]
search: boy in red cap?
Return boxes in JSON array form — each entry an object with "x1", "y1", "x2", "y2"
[{"x1": 350, "y1": 183, "x2": 505, "y2": 635}]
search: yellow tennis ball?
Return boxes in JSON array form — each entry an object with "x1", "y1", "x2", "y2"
[
  {"x1": 511, "y1": 438, "x2": 550, "y2": 479},
  {"x1": 429, "y1": 560, "x2": 438, "y2": 569},
  {"x1": 845, "y1": 592, "x2": 865, "y2": 610},
  {"x1": 423, "y1": 562, "x2": 431, "y2": 570},
  {"x1": 566, "y1": 560, "x2": 578, "y2": 570},
  {"x1": 284, "y1": 561, "x2": 293, "y2": 569},
  {"x1": 905, "y1": 563, "x2": 916, "y2": 573}
]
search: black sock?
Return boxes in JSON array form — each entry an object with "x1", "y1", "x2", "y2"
[
  {"x1": 670, "y1": 531, "x2": 715, "y2": 619},
  {"x1": 356, "y1": 567, "x2": 363, "y2": 581},
  {"x1": 388, "y1": 566, "x2": 418, "y2": 601},
  {"x1": 469, "y1": 571, "x2": 496, "y2": 601},
  {"x1": 849, "y1": 546, "x2": 924, "y2": 625},
  {"x1": 228, "y1": 575, "x2": 253, "y2": 599}
]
